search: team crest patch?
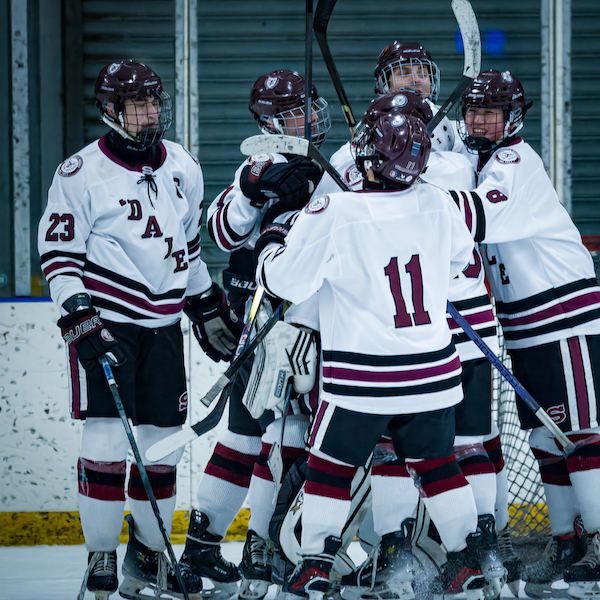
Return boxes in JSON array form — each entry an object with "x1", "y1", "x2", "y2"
[
  {"x1": 100, "y1": 329, "x2": 115, "y2": 343},
  {"x1": 58, "y1": 155, "x2": 83, "y2": 177},
  {"x1": 495, "y1": 149, "x2": 520, "y2": 164},
  {"x1": 345, "y1": 164, "x2": 363, "y2": 187},
  {"x1": 179, "y1": 392, "x2": 189, "y2": 412},
  {"x1": 305, "y1": 195, "x2": 329, "y2": 214}
]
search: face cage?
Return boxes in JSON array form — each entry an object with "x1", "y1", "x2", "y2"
[
  {"x1": 258, "y1": 97, "x2": 331, "y2": 148},
  {"x1": 456, "y1": 103, "x2": 524, "y2": 154},
  {"x1": 376, "y1": 58, "x2": 440, "y2": 103},
  {"x1": 105, "y1": 92, "x2": 173, "y2": 148}
]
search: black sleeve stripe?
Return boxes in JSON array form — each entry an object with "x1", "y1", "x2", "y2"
[
  {"x1": 448, "y1": 190, "x2": 461, "y2": 209},
  {"x1": 469, "y1": 191, "x2": 487, "y2": 243}
]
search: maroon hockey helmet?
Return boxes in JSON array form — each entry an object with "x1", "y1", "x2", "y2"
[
  {"x1": 356, "y1": 113, "x2": 431, "y2": 189},
  {"x1": 94, "y1": 59, "x2": 173, "y2": 147},
  {"x1": 249, "y1": 69, "x2": 331, "y2": 147},
  {"x1": 353, "y1": 92, "x2": 433, "y2": 156},
  {"x1": 374, "y1": 41, "x2": 440, "y2": 102},
  {"x1": 458, "y1": 70, "x2": 530, "y2": 152}
]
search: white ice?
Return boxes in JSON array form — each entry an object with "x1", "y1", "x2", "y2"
[{"x1": 0, "y1": 541, "x2": 561, "y2": 600}]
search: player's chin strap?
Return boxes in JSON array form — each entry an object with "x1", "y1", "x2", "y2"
[{"x1": 102, "y1": 113, "x2": 138, "y2": 142}]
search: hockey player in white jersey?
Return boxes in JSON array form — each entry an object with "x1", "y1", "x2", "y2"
[
  {"x1": 38, "y1": 60, "x2": 238, "y2": 600},
  {"x1": 177, "y1": 69, "x2": 330, "y2": 599},
  {"x1": 255, "y1": 110, "x2": 505, "y2": 600},
  {"x1": 328, "y1": 91, "x2": 511, "y2": 599},
  {"x1": 367, "y1": 44, "x2": 521, "y2": 592},
  {"x1": 454, "y1": 69, "x2": 600, "y2": 599}
]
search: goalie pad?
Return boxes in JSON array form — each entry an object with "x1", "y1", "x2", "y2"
[
  {"x1": 269, "y1": 454, "x2": 372, "y2": 586},
  {"x1": 242, "y1": 320, "x2": 317, "y2": 419}
]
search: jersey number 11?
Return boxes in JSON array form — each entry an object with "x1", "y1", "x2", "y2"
[{"x1": 384, "y1": 255, "x2": 431, "y2": 328}]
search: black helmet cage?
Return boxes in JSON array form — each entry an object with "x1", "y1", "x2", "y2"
[
  {"x1": 376, "y1": 58, "x2": 440, "y2": 102},
  {"x1": 264, "y1": 97, "x2": 331, "y2": 148},
  {"x1": 457, "y1": 70, "x2": 529, "y2": 153},
  {"x1": 95, "y1": 60, "x2": 173, "y2": 147}
]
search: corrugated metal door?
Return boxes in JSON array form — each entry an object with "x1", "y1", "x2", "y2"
[
  {"x1": 572, "y1": 0, "x2": 600, "y2": 235},
  {"x1": 197, "y1": 0, "x2": 542, "y2": 272}
]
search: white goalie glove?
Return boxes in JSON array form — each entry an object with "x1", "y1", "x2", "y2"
[{"x1": 242, "y1": 319, "x2": 317, "y2": 419}]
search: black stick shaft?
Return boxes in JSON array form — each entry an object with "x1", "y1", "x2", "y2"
[{"x1": 100, "y1": 358, "x2": 190, "y2": 600}]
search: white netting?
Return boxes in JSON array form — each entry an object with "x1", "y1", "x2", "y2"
[{"x1": 494, "y1": 336, "x2": 550, "y2": 540}]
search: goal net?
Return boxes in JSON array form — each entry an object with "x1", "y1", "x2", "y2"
[{"x1": 497, "y1": 236, "x2": 600, "y2": 541}]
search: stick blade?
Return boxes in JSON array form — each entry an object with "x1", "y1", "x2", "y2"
[
  {"x1": 452, "y1": 0, "x2": 481, "y2": 78},
  {"x1": 240, "y1": 135, "x2": 310, "y2": 157},
  {"x1": 145, "y1": 427, "x2": 199, "y2": 462}
]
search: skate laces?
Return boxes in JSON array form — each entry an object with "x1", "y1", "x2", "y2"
[
  {"x1": 497, "y1": 528, "x2": 519, "y2": 562},
  {"x1": 77, "y1": 551, "x2": 116, "y2": 600},
  {"x1": 156, "y1": 552, "x2": 170, "y2": 593},
  {"x1": 249, "y1": 533, "x2": 270, "y2": 567},
  {"x1": 572, "y1": 534, "x2": 600, "y2": 568}
]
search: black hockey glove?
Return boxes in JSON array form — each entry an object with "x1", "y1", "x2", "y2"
[
  {"x1": 240, "y1": 156, "x2": 323, "y2": 211},
  {"x1": 185, "y1": 283, "x2": 241, "y2": 363},
  {"x1": 253, "y1": 222, "x2": 291, "y2": 270},
  {"x1": 57, "y1": 293, "x2": 126, "y2": 371}
]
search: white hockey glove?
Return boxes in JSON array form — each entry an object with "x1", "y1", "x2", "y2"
[{"x1": 242, "y1": 321, "x2": 317, "y2": 419}]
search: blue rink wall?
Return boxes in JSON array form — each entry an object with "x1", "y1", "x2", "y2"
[{"x1": 0, "y1": 299, "x2": 246, "y2": 545}]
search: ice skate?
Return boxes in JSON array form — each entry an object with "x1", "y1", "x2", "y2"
[
  {"x1": 340, "y1": 519, "x2": 419, "y2": 600},
  {"x1": 77, "y1": 550, "x2": 118, "y2": 600},
  {"x1": 564, "y1": 532, "x2": 600, "y2": 598},
  {"x1": 496, "y1": 526, "x2": 522, "y2": 597},
  {"x1": 238, "y1": 529, "x2": 273, "y2": 600},
  {"x1": 285, "y1": 535, "x2": 343, "y2": 599},
  {"x1": 119, "y1": 514, "x2": 199, "y2": 600},
  {"x1": 432, "y1": 528, "x2": 488, "y2": 600},
  {"x1": 523, "y1": 530, "x2": 587, "y2": 598},
  {"x1": 178, "y1": 510, "x2": 239, "y2": 599},
  {"x1": 476, "y1": 515, "x2": 508, "y2": 600}
]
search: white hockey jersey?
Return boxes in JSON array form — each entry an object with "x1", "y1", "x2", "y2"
[
  {"x1": 257, "y1": 183, "x2": 475, "y2": 415},
  {"x1": 329, "y1": 142, "x2": 498, "y2": 361},
  {"x1": 451, "y1": 138, "x2": 600, "y2": 349},
  {"x1": 38, "y1": 136, "x2": 212, "y2": 327}
]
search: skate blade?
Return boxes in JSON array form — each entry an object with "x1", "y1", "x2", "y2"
[
  {"x1": 308, "y1": 591, "x2": 325, "y2": 600},
  {"x1": 93, "y1": 592, "x2": 114, "y2": 600},
  {"x1": 524, "y1": 581, "x2": 572, "y2": 599},
  {"x1": 119, "y1": 574, "x2": 201, "y2": 600},
  {"x1": 567, "y1": 581, "x2": 600, "y2": 599},
  {"x1": 506, "y1": 579, "x2": 521, "y2": 598},
  {"x1": 239, "y1": 578, "x2": 270, "y2": 600},
  {"x1": 198, "y1": 580, "x2": 238, "y2": 599}
]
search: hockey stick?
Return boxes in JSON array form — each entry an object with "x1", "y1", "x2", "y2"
[
  {"x1": 426, "y1": 0, "x2": 481, "y2": 134},
  {"x1": 313, "y1": 0, "x2": 356, "y2": 131},
  {"x1": 146, "y1": 301, "x2": 288, "y2": 462},
  {"x1": 304, "y1": 0, "x2": 314, "y2": 140},
  {"x1": 240, "y1": 134, "x2": 352, "y2": 192},
  {"x1": 445, "y1": 302, "x2": 577, "y2": 456},
  {"x1": 99, "y1": 358, "x2": 190, "y2": 600}
]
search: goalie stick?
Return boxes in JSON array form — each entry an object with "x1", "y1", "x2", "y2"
[
  {"x1": 240, "y1": 134, "x2": 352, "y2": 192},
  {"x1": 146, "y1": 301, "x2": 288, "y2": 462},
  {"x1": 99, "y1": 358, "x2": 190, "y2": 600}
]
